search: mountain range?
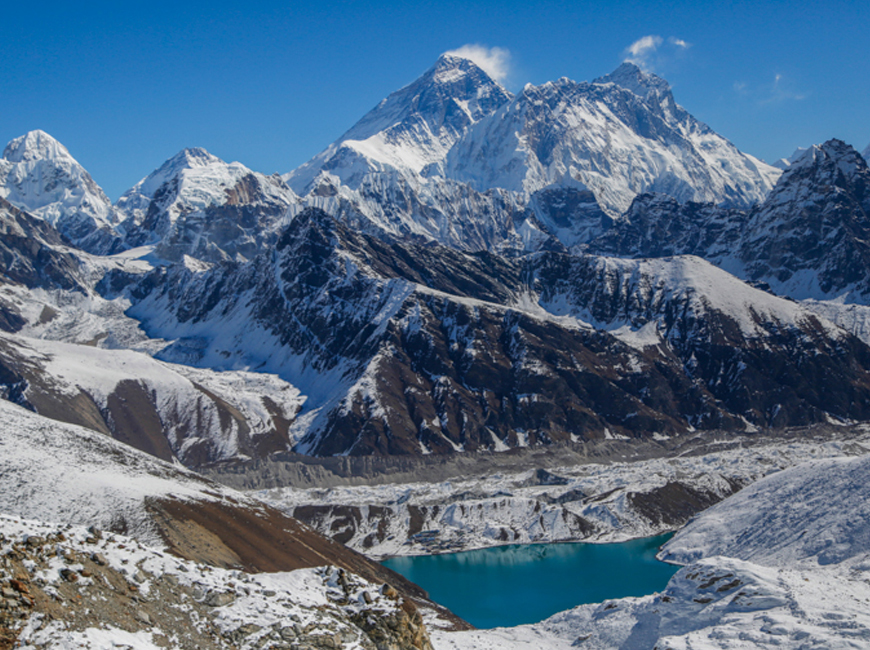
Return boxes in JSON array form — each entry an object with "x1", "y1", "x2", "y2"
[{"x1": 1, "y1": 55, "x2": 870, "y2": 466}]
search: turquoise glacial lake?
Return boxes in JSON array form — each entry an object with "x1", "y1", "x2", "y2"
[{"x1": 382, "y1": 534, "x2": 678, "y2": 628}]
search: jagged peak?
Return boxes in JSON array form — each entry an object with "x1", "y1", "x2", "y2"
[
  {"x1": 786, "y1": 139, "x2": 866, "y2": 175},
  {"x1": 162, "y1": 146, "x2": 223, "y2": 170},
  {"x1": 3, "y1": 130, "x2": 73, "y2": 164},
  {"x1": 276, "y1": 207, "x2": 341, "y2": 252},
  {"x1": 425, "y1": 53, "x2": 505, "y2": 89},
  {"x1": 386, "y1": 52, "x2": 512, "y2": 109},
  {"x1": 121, "y1": 147, "x2": 226, "y2": 201},
  {"x1": 593, "y1": 62, "x2": 671, "y2": 100}
]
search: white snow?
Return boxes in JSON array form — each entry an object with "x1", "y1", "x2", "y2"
[
  {"x1": 430, "y1": 450, "x2": 870, "y2": 649},
  {"x1": 0, "y1": 399, "x2": 261, "y2": 546},
  {"x1": 0, "y1": 514, "x2": 398, "y2": 650},
  {"x1": 1, "y1": 330, "x2": 304, "y2": 463}
]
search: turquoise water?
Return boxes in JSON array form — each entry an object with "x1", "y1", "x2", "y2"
[{"x1": 382, "y1": 534, "x2": 678, "y2": 628}]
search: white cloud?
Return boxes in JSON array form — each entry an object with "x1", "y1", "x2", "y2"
[
  {"x1": 623, "y1": 35, "x2": 690, "y2": 72},
  {"x1": 625, "y1": 35, "x2": 663, "y2": 66},
  {"x1": 444, "y1": 44, "x2": 511, "y2": 83}
]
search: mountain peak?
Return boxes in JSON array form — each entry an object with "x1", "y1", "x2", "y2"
[
  {"x1": 284, "y1": 53, "x2": 512, "y2": 193},
  {"x1": 428, "y1": 52, "x2": 496, "y2": 85},
  {"x1": 593, "y1": 62, "x2": 671, "y2": 100},
  {"x1": 123, "y1": 147, "x2": 224, "y2": 200},
  {"x1": 3, "y1": 130, "x2": 71, "y2": 164},
  {"x1": 164, "y1": 146, "x2": 223, "y2": 170},
  {"x1": 787, "y1": 139, "x2": 866, "y2": 176},
  {"x1": 862, "y1": 142, "x2": 869, "y2": 161}
]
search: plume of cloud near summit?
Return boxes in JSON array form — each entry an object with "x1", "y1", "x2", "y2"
[
  {"x1": 444, "y1": 44, "x2": 511, "y2": 83},
  {"x1": 623, "y1": 35, "x2": 690, "y2": 72}
]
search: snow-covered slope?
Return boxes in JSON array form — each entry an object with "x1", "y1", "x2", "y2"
[
  {"x1": 0, "y1": 397, "x2": 459, "y2": 625},
  {"x1": 0, "y1": 331, "x2": 303, "y2": 465},
  {"x1": 0, "y1": 130, "x2": 121, "y2": 253},
  {"x1": 772, "y1": 146, "x2": 809, "y2": 170},
  {"x1": 661, "y1": 454, "x2": 870, "y2": 566},
  {"x1": 0, "y1": 397, "x2": 256, "y2": 544},
  {"x1": 291, "y1": 170, "x2": 538, "y2": 253},
  {"x1": 432, "y1": 449, "x2": 870, "y2": 650},
  {"x1": 590, "y1": 139, "x2": 870, "y2": 304},
  {"x1": 443, "y1": 63, "x2": 780, "y2": 215},
  {"x1": 532, "y1": 251, "x2": 870, "y2": 429},
  {"x1": 119, "y1": 147, "x2": 298, "y2": 262},
  {"x1": 863, "y1": 142, "x2": 869, "y2": 161},
  {"x1": 285, "y1": 54, "x2": 512, "y2": 194}
]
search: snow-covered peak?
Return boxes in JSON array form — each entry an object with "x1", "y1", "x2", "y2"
[
  {"x1": 772, "y1": 139, "x2": 866, "y2": 190},
  {"x1": 117, "y1": 147, "x2": 297, "y2": 261},
  {"x1": 593, "y1": 61, "x2": 671, "y2": 100},
  {"x1": 118, "y1": 147, "x2": 224, "y2": 206},
  {"x1": 772, "y1": 146, "x2": 809, "y2": 170},
  {"x1": 117, "y1": 147, "x2": 293, "y2": 225},
  {"x1": 429, "y1": 52, "x2": 490, "y2": 84},
  {"x1": 863, "y1": 142, "x2": 869, "y2": 161},
  {"x1": 443, "y1": 67, "x2": 780, "y2": 215},
  {"x1": 284, "y1": 54, "x2": 512, "y2": 193},
  {"x1": 0, "y1": 130, "x2": 120, "y2": 252},
  {"x1": 3, "y1": 129, "x2": 72, "y2": 164}
]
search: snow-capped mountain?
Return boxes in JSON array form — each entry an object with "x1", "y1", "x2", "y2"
[
  {"x1": 0, "y1": 130, "x2": 121, "y2": 253},
  {"x1": 119, "y1": 147, "x2": 298, "y2": 262},
  {"x1": 443, "y1": 63, "x2": 781, "y2": 215},
  {"x1": 281, "y1": 57, "x2": 779, "y2": 255},
  {"x1": 285, "y1": 54, "x2": 512, "y2": 194},
  {"x1": 740, "y1": 139, "x2": 870, "y2": 300},
  {"x1": 662, "y1": 453, "x2": 870, "y2": 566},
  {"x1": 591, "y1": 139, "x2": 870, "y2": 302}
]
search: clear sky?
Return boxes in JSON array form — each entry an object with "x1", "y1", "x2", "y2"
[{"x1": 2, "y1": 0, "x2": 867, "y2": 199}]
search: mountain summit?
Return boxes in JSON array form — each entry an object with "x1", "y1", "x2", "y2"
[
  {"x1": 0, "y1": 130, "x2": 120, "y2": 252},
  {"x1": 118, "y1": 147, "x2": 297, "y2": 262},
  {"x1": 285, "y1": 54, "x2": 512, "y2": 193},
  {"x1": 593, "y1": 61, "x2": 671, "y2": 101},
  {"x1": 442, "y1": 63, "x2": 781, "y2": 214}
]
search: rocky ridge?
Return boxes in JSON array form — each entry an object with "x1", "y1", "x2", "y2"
[
  {"x1": 591, "y1": 139, "x2": 870, "y2": 302},
  {"x1": 110, "y1": 207, "x2": 870, "y2": 458}
]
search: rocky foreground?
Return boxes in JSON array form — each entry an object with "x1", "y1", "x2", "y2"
[{"x1": 0, "y1": 515, "x2": 431, "y2": 650}]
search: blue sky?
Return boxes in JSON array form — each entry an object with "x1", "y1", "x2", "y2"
[{"x1": 2, "y1": 0, "x2": 867, "y2": 199}]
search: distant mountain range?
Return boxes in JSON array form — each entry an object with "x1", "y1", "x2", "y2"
[{"x1": 2, "y1": 54, "x2": 870, "y2": 463}]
